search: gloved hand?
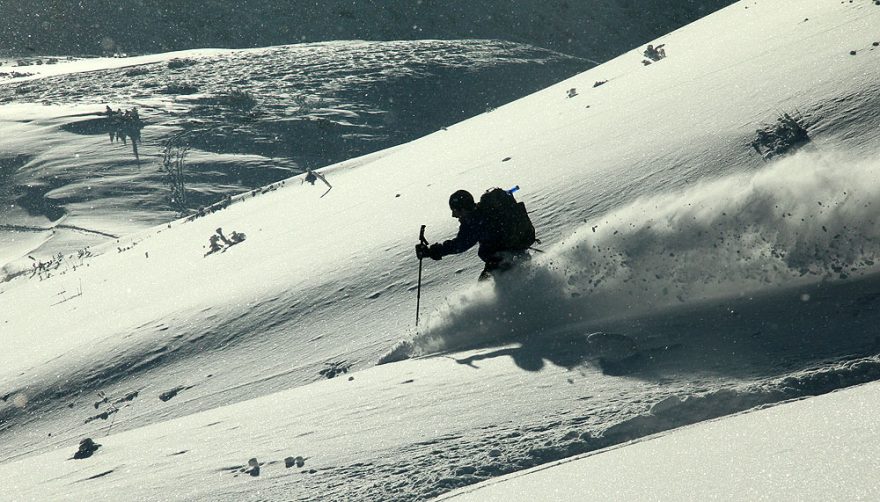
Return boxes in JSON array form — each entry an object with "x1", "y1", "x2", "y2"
[
  {"x1": 427, "y1": 243, "x2": 443, "y2": 260},
  {"x1": 415, "y1": 243, "x2": 443, "y2": 260}
]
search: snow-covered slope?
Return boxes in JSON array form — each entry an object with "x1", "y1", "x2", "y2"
[
  {"x1": 0, "y1": 0, "x2": 734, "y2": 61},
  {"x1": 1, "y1": 0, "x2": 880, "y2": 500},
  {"x1": 440, "y1": 380, "x2": 880, "y2": 501},
  {"x1": 0, "y1": 40, "x2": 587, "y2": 265}
]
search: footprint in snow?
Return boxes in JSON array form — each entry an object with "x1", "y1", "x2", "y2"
[
  {"x1": 159, "y1": 385, "x2": 195, "y2": 402},
  {"x1": 246, "y1": 458, "x2": 260, "y2": 477},
  {"x1": 71, "y1": 438, "x2": 101, "y2": 460},
  {"x1": 319, "y1": 361, "x2": 351, "y2": 379},
  {"x1": 285, "y1": 456, "x2": 306, "y2": 468},
  {"x1": 79, "y1": 469, "x2": 114, "y2": 481}
]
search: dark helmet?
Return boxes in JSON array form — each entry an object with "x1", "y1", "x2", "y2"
[{"x1": 448, "y1": 190, "x2": 476, "y2": 211}]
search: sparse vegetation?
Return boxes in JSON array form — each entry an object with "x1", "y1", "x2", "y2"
[
  {"x1": 124, "y1": 66, "x2": 151, "y2": 77},
  {"x1": 0, "y1": 71, "x2": 34, "y2": 79},
  {"x1": 161, "y1": 138, "x2": 191, "y2": 215},
  {"x1": 750, "y1": 112, "x2": 810, "y2": 160},
  {"x1": 291, "y1": 94, "x2": 325, "y2": 114},
  {"x1": 13, "y1": 57, "x2": 61, "y2": 67},
  {"x1": 220, "y1": 88, "x2": 257, "y2": 110},
  {"x1": 319, "y1": 361, "x2": 352, "y2": 379},
  {"x1": 158, "y1": 82, "x2": 199, "y2": 95},
  {"x1": 167, "y1": 58, "x2": 197, "y2": 69},
  {"x1": 203, "y1": 227, "x2": 247, "y2": 256}
]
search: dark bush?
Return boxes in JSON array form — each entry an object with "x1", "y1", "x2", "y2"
[
  {"x1": 167, "y1": 58, "x2": 197, "y2": 69},
  {"x1": 124, "y1": 66, "x2": 151, "y2": 77},
  {"x1": 750, "y1": 112, "x2": 810, "y2": 160},
  {"x1": 219, "y1": 88, "x2": 257, "y2": 110},
  {"x1": 158, "y1": 82, "x2": 200, "y2": 95}
]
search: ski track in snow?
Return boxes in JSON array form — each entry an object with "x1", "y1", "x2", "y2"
[{"x1": 153, "y1": 354, "x2": 880, "y2": 501}]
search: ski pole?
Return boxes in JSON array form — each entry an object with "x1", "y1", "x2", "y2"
[{"x1": 416, "y1": 225, "x2": 428, "y2": 327}]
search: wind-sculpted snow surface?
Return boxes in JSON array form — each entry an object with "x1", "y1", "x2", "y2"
[
  {"x1": 0, "y1": 40, "x2": 586, "y2": 163},
  {"x1": 402, "y1": 150, "x2": 880, "y2": 358},
  {"x1": 0, "y1": 40, "x2": 587, "y2": 263},
  {"x1": 0, "y1": 0, "x2": 736, "y2": 61}
]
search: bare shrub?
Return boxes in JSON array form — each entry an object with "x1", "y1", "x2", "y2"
[
  {"x1": 161, "y1": 139, "x2": 191, "y2": 215},
  {"x1": 222, "y1": 88, "x2": 257, "y2": 110},
  {"x1": 751, "y1": 112, "x2": 810, "y2": 160},
  {"x1": 167, "y1": 58, "x2": 197, "y2": 69}
]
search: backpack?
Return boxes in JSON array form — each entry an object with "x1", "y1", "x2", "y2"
[{"x1": 477, "y1": 187, "x2": 536, "y2": 251}]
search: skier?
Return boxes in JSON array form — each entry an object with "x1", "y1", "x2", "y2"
[{"x1": 416, "y1": 188, "x2": 536, "y2": 281}]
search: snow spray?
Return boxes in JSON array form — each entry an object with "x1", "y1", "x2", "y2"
[{"x1": 401, "y1": 150, "x2": 880, "y2": 356}]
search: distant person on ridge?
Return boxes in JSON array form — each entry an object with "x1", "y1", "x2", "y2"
[
  {"x1": 416, "y1": 188, "x2": 536, "y2": 281},
  {"x1": 644, "y1": 44, "x2": 666, "y2": 61}
]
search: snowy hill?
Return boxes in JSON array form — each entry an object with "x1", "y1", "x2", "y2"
[
  {"x1": 440, "y1": 380, "x2": 880, "y2": 501},
  {"x1": 0, "y1": 0, "x2": 734, "y2": 60},
  {"x1": 1, "y1": 0, "x2": 880, "y2": 500},
  {"x1": 0, "y1": 40, "x2": 588, "y2": 266}
]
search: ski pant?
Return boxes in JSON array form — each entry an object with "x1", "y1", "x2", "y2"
[{"x1": 478, "y1": 250, "x2": 530, "y2": 282}]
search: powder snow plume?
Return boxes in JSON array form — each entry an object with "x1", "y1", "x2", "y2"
[{"x1": 383, "y1": 150, "x2": 880, "y2": 361}]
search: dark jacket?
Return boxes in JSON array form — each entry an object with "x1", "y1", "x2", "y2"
[{"x1": 435, "y1": 210, "x2": 507, "y2": 265}]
